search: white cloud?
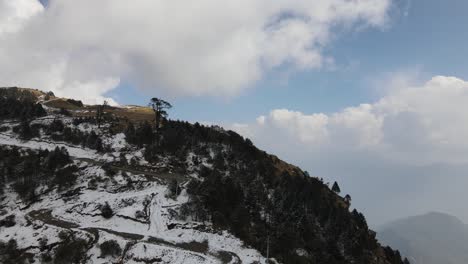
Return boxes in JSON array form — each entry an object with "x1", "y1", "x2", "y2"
[
  {"x1": 228, "y1": 75, "x2": 468, "y2": 225},
  {"x1": 58, "y1": 78, "x2": 120, "y2": 106},
  {"x1": 268, "y1": 109, "x2": 330, "y2": 144},
  {"x1": 232, "y1": 75, "x2": 468, "y2": 166},
  {"x1": 0, "y1": 0, "x2": 390, "y2": 104},
  {"x1": 0, "y1": 0, "x2": 43, "y2": 35}
]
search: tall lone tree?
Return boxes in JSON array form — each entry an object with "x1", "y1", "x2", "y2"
[
  {"x1": 149, "y1": 98, "x2": 172, "y2": 132},
  {"x1": 96, "y1": 100, "x2": 108, "y2": 128},
  {"x1": 331, "y1": 181, "x2": 341, "y2": 194}
]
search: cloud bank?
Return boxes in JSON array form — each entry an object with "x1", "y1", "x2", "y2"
[
  {"x1": 229, "y1": 75, "x2": 468, "y2": 224},
  {"x1": 0, "y1": 0, "x2": 43, "y2": 35},
  {"x1": 0, "y1": 0, "x2": 390, "y2": 103},
  {"x1": 234, "y1": 76, "x2": 468, "y2": 166}
]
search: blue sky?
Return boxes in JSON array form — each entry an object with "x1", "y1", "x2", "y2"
[
  {"x1": 38, "y1": 0, "x2": 48, "y2": 6},
  {"x1": 106, "y1": 0, "x2": 468, "y2": 124},
  {"x1": 4, "y1": 0, "x2": 468, "y2": 226}
]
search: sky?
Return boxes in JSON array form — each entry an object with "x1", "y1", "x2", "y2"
[{"x1": 1, "y1": 0, "x2": 468, "y2": 226}]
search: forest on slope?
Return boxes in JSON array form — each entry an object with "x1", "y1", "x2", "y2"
[{"x1": 0, "y1": 87, "x2": 409, "y2": 264}]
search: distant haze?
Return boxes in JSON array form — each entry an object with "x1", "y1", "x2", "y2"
[
  {"x1": 230, "y1": 75, "x2": 468, "y2": 227},
  {"x1": 377, "y1": 212, "x2": 468, "y2": 264}
]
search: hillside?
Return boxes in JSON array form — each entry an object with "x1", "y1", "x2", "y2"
[
  {"x1": 0, "y1": 87, "x2": 409, "y2": 264},
  {"x1": 378, "y1": 212, "x2": 468, "y2": 264}
]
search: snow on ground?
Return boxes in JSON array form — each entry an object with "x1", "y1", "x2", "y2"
[
  {"x1": 103, "y1": 132, "x2": 127, "y2": 151},
  {"x1": 1, "y1": 193, "x2": 62, "y2": 247},
  {"x1": 0, "y1": 132, "x2": 99, "y2": 160},
  {"x1": 0, "y1": 123, "x2": 268, "y2": 263},
  {"x1": 75, "y1": 122, "x2": 110, "y2": 134},
  {"x1": 125, "y1": 243, "x2": 217, "y2": 264}
]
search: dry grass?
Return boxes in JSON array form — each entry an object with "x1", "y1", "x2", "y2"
[
  {"x1": 44, "y1": 98, "x2": 83, "y2": 110},
  {"x1": 73, "y1": 106, "x2": 155, "y2": 124},
  {"x1": 269, "y1": 154, "x2": 303, "y2": 177},
  {"x1": 109, "y1": 106, "x2": 154, "y2": 123},
  {"x1": 17, "y1": 88, "x2": 48, "y2": 98},
  {"x1": 15, "y1": 87, "x2": 155, "y2": 123}
]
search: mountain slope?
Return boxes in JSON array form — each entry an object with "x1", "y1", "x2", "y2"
[
  {"x1": 378, "y1": 212, "x2": 468, "y2": 264},
  {"x1": 0, "y1": 87, "x2": 408, "y2": 263}
]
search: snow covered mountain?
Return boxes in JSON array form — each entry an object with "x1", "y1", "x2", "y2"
[{"x1": 0, "y1": 87, "x2": 409, "y2": 264}]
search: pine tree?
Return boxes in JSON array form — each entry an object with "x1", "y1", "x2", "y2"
[
  {"x1": 148, "y1": 98, "x2": 172, "y2": 146},
  {"x1": 168, "y1": 179, "x2": 179, "y2": 197},
  {"x1": 344, "y1": 194, "x2": 352, "y2": 206},
  {"x1": 96, "y1": 100, "x2": 108, "y2": 128},
  {"x1": 149, "y1": 98, "x2": 172, "y2": 131},
  {"x1": 332, "y1": 181, "x2": 341, "y2": 194},
  {"x1": 18, "y1": 120, "x2": 33, "y2": 140},
  {"x1": 101, "y1": 202, "x2": 113, "y2": 218}
]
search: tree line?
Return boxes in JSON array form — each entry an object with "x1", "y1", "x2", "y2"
[
  {"x1": 121, "y1": 97, "x2": 408, "y2": 264},
  {"x1": 0, "y1": 146, "x2": 75, "y2": 201},
  {"x1": 0, "y1": 88, "x2": 46, "y2": 120}
]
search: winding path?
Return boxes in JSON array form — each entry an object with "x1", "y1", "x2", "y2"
[{"x1": 26, "y1": 208, "x2": 239, "y2": 263}]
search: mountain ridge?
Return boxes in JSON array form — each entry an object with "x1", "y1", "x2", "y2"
[
  {"x1": 378, "y1": 212, "x2": 468, "y2": 264},
  {"x1": 0, "y1": 87, "x2": 409, "y2": 264}
]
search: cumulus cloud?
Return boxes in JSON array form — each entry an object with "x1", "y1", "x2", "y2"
[
  {"x1": 228, "y1": 75, "x2": 468, "y2": 224},
  {"x1": 0, "y1": 0, "x2": 390, "y2": 104},
  {"x1": 0, "y1": 0, "x2": 43, "y2": 35},
  {"x1": 233, "y1": 76, "x2": 468, "y2": 166}
]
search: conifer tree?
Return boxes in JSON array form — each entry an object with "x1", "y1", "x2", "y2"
[
  {"x1": 149, "y1": 98, "x2": 172, "y2": 131},
  {"x1": 332, "y1": 181, "x2": 341, "y2": 194},
  {"x1": 344, "y1": 194, "x2": 352, "y2": 206},
  {"x1": 148, "y1": 97, "x2": 172, "y2": 146},
  {"x1": 96, "y1": 100, "x2": 108, "y2": 128}
]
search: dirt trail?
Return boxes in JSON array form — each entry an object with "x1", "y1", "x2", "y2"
[
  {"x1": 3, "y1": 132, "x2": 239, "y2": 263},
  {"x1": 76, "y1": 157, "x2": 187, "y2": 182},
  {"x1": 26, "y1": 208, "x2": 238, "y2": 263},
  {"x1": 27, "y1": 209, "x2": 79, "y2": 229}
]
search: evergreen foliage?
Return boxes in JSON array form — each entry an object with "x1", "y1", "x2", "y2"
[
  {"x1": 168, "y1": 179, "x2": 180, "y2": 197},
  {"x1": 13, "y1": 121, "x2": 40, "y2": 140},
  {"x1": 101, "y1": 202, "x2": 113, "y2": 218},
  {"x1": 0, "y1": 88, "x2": 46, "y2": 120},
  {"x1": 149, "y1": 97, "x2": 172, "y2": 130},
  {"x1": 96, "y1": 100, "x2": 108, "y2": 128},
  {"x1": 332, "y1": 181, "x2": 341, "y2": 194},
  {"x1": 0, "y1": 90, "x2": 409, "y2": 264},
  {"x1": 53, "y1": 232, "x2": 88, "y2": 264},
  {"x1": 0, "y1": 215, "x2": 16, "y2": 228},
  {"x1": 99, "y1": 240, "x2": 122, "y2": 257},
  {"x1": 0, "y1": 146, "x2": 74, "y2": 200},
  {"x1": 0, "y1": 239, "x2": 31, "y2": 264},
  {"x1": 124, "y1": 120, "x2": 408, "y2": 264}
]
